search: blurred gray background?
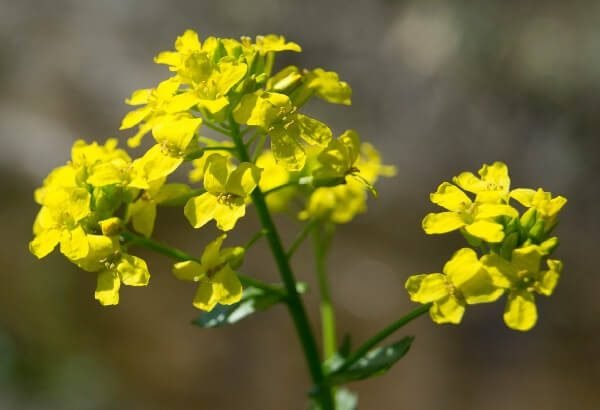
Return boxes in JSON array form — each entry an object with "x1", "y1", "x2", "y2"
[{"x1": 1, "y1": 0, "x2": 598, "y2": 409}]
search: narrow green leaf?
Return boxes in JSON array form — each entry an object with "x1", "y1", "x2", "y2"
[{"x1": 327, "y1": 336, "x2": 414, "y2": 385}]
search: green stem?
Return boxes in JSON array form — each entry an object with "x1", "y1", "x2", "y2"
[
  {"x1": 313, "y1": 224, "x2": 337, "y2": 360},
  {"x1": 263, "y1": 181, "x2": 299, "y2": 196},
  {"x1": 337, "y1": 303, "x2": 432, "y2": 373},
  {"x1": 228, "y1": 116, "x2": 335, "y2": 410},
  {"x1": 120, "y1": 230, "x2": 280, "y2": 294},
  {"x1": 244, "y1": 229, "x2": 267, "y2": 250},
  {"x1": 286, "y1": 219, "x2": 318, "y2": 258}
]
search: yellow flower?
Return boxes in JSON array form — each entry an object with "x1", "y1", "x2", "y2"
[
  {"x1": 72, "y1": 235, "x2": 151, "y2": 306},
  {"x1": 133, "y1": 114, "x2": 202, "y2": 183},
  {"x1": 172, "y1": 234, "x2": 244, "y2": 311},
  {"x1": 453, "y1": 161, "x2": 511, "y2": 202},
  {"x1": 482, "y1": 245, "x2": 562, "y2": 331},
  {"x1": 422, "y1": 182, "x2": 518, "y2": 242},
  {"x1": 30, "y1": 188, "x2": 91, "y2": 260},
  {"x1": 119, "y1": 77, "x2": 181, "y2": 147},
  {"x1": 233, "y1": 91, "x2": 332, "y2": 170},
  {"x1": 184, "y1": 154, "x2": 261, "y2": 231},
  {"x1": 406, "y1": 248, "x2": 503, "y2": 324},
  {"x1": 511, "y1": 188, "x2": 567, "y2": 232}
]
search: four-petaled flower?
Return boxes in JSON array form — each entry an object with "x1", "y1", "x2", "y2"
[
  {"x1": 184, "y1": 154, "x2": 261, "y2": 231},
  {"x1": 406, "y1": 248, "x2": 503, "y2": 324},
  {"x1": 482, "y1": 245, "x2": 562, "y2": 331},
  {"x1": 422, "y1": 182, "x2": 517, "y2": 242},
  {"x1": 172, "y1": 235, "x2": 244, "y2": 311}
]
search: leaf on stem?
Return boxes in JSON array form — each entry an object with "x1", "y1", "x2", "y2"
[{"x1": 326, "y1": 336, "x2": 414, "y2": 385}]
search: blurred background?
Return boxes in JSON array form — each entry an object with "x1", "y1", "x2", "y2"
[{"x1": 1, "y1": 0, "x2": 599, "y2": 409}]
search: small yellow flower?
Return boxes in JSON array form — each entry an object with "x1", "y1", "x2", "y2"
[
  {"x1": 482, "y1": 245, "x2": 562, "y2": 331},
  {"x1": 233, "y1": 91, "x2": 332, "y2": 170},
  {"x1": 453, "y1": 161, "x2": 511, "y2": 202},
  {"x1": 406, "y1": 248, "x2": 503, "y2": 324},
  {"x1": 184, "y1": 154, "x2": 261, "y2": 231},
  {"x1": 422, "y1": 182, "x2": 518, "y2": 243},
  {"x1": 172, "y1": 234, "x2": 244, "y2": 311}
]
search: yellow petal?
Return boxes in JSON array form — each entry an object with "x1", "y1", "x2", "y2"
[
  {"x1": 430, "y1": 182, "x2": 471, "y2": 212},
  {"x1": 510, "y1": 188, "x2": 536, "y2": 207},
  {"x1": 504, "y1": 290, "x2": 537, "y2": 331},
  {"x1": 203, "y1": 154, "x2": 232, "y2": 193},
  {"x1": 173, "y1": 260, "x2": 205, "y2": 282},
  {"x1": 422, "y1": 212, "x2": 466, "y2": 234},
  {"x1": 464, "y1": 220, "x2": 504, "y2": 243},
  {"x1": 95, "y1": 270, "x2": 121, "y2": 306},
  {"x1": 442, "y1": 248, "x2": 481, "y2": 287},
  {"x1": 125, "y1": 88, "x2": 151, "y2": 105},
  {"x1": 167, "y1": 91, "x2": 199, "y2": 113},
  {"x1": 116, "y1": 254, "x2": 150, "y2": 286},
  {"x1": 120, "y1": 106, "x2": 152, "y2": 130},
  {"x1": 211, "y1": 265, "x2": 243, "y2": 305},
  {"x1": 535, "y1": 259, "x2": 562, "y2": 296},
  {"x1": 201, "y1": 234, "x2": 227, "y2": 267},
  {"x1": 481, "y1": 254, "x2": 517, "y2": 288},
  {"x1": 293, "y1": 114, "x2": 332, "y2": 146},
  {"x1": 192, "y1": 279, "x2": 220, "y2": 311},
  {"x1": 129, "y1": 200, "x2": 157, "y2": 238},
  {"x1": 29, "y1": 228, "x2": 61, "y2": 259},
  {"x1": 270, "y1": 126, "x2": 306, "y2": 171},
  {"x1": 430, "y1": 295, "x2": 465, "y2": 324},
  {"x1": 405, "y1": 273, "x2": 448, "y2": 303},
  {"x1": 226, "y1": 162, "x2": 261, "y2": 197},
  {"x1": 213, "y1": 202, "x2": 246, "y2": 231},
  {"x1": 184, "y1": 193, "x2": 217, "y2": 229},
  {"x1": 475, "y1": 203, "x2": 518, "y2": 219},
  {"x1": 60, "y1": 226, "x2": 89, "y2": 261}
]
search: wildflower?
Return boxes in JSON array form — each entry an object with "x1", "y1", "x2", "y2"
[
  {"x1": 406, "y1": 248, "x2": 503, "y2": 324},
  {"x1": 422, "y1": 182, "x2": 518, "y2": 242},
  {"x1": 71, "y1": 234, "x2": 150, "y2": 306},
  {"x1": 30, "y1": 188, "x2": 91, "y2": 260},
  {"x1": 184, "y1": 154, "x2": 261, "y2": 231},
  {"x1": 172, "y1": 234, "x2": 244, "y2": 311},
  {"x1": 453, "y1": 161, "x2": 511, "y2": 202},
  {"x1": 299, "y1": 139, "x2": 394, "y2": 223},
  {"x1": 119, "y1": 77, "x2": 181, "y2": 147},
  {"x1": 233, "y1": 91, "x2": 332, "y2": 170},
  {"x1": 510, "y1": 188, "x2": 567, "y2": 237},
  {"x1": 134, "y1": 114, "x2": 202, "y2": 182},
  {"x1": 482, "y1": 245, "x2": 562, "y2": 331}
]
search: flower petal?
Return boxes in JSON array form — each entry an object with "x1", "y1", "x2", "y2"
[
  {"x1": 422, "y1": 212, "x2": 466, "y2": 234},
  {"x1": 95, "y1": 270, "x2": 121, "y2": 306},
  {"x1": 184, "y1": 193, "x2": 217, "y2": 229},
  {"x1": 504, "y1": 290, "x2": 537, "y2": 331},
  {"x1": 430, "y1": 182, "x2": 471, "y2": 212},
  {"x1": 212, "y1": 265, "x2": 243, "y2": 305},
  {"x1": 464, "y1": 220, "x2": 504, "y2": 242},
  {"x1": 430, "y1": 295, "x2": 465, "y2": 324},
  {"x1": 405, "y1": 273, "x2": 448, "y2": 303}
]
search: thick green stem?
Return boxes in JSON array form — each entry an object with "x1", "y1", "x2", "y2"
[
  {"x1": 228, "y1": 116, "x2": 335, "y2": 409},
  {"x1": 337, "y1": 303, "x2": 432, "y2": 373},
  {"x1": 312, "y1": 225, "x2": 337, "y2": 360},
  {"x1": 120, "y1": 230, "x2": 280, "y2": 294}
]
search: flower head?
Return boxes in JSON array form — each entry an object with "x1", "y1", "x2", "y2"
[{"x1": 172, "y1": 234, "x2": 244, "y2": 311}]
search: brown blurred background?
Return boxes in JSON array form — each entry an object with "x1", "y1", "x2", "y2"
[{"x1": 1, "y1": 0, "x2": 599, "y2": 409}]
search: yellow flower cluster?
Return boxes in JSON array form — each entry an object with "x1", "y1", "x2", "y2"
[
  {"x1": 406, "y1": 162, "x2": 566, "y2": 331},
  {"x1": 30, "y1": 30, "x2": 394, "y2": 310}
]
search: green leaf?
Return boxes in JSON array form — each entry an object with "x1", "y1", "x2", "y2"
[
  {"x1": 327, "y1": 336, "x2": 414, "y2": 385},
  {"x1": 192, "y1": 283, "x2": 306, "y2": 328}
]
